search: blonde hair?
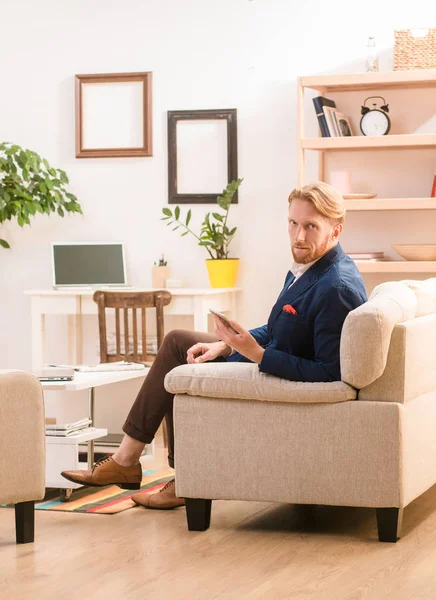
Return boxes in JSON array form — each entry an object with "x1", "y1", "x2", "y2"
[{"x1": 288, "y1": 182, "x2": 345, "y2": 223}]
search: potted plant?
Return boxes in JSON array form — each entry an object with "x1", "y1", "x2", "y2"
[
  {"x1": 0, "y1": 142, "x2": 82, "y2": 248},
  {"x1": 161, "y1": 178, "x2": 242, "y2": 288}
]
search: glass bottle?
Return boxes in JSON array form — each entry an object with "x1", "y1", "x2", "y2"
[{"x1": 366, "y1": 36, "x2": 379, "y2": 72}]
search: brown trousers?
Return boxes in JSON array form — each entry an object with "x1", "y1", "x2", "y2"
[{"x1": 123, "y1": 329, "x2": 222, "y2": 468}]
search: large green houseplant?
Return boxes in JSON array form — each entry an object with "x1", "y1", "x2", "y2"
[
  {"x1": 161, "y1": 178, "x2": 243, "y2": 287},
  {"x1": 0, "y1": 142, "x2": 82, "y2": 248}
]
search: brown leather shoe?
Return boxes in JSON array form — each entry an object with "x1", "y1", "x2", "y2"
[
  {"x1": 131, "y1": 479, "x2": 185, "y2": 509},
  {"x1": 61, "y1": 456, "x2": 142, "y2": 490}
]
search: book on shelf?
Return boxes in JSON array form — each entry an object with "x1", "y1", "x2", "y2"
[
  {"x1": 312, "y1": 96, "x2": 337, "y2": 137},
  {"x1": 335, "y1": 112, "x2": 354, "y2": 136},
  {"x1": 352, "y1": 258, "x2": 387, "y2": 262},
  {"x1": 347, "y1": 252, "x2": 384, "y2": 257},
  {"x1": 323, "y1": 106, "x2": 341, "y2": 137},
  {"x1": 347, "y1": 252, "x2": 385, "y2": 261}
]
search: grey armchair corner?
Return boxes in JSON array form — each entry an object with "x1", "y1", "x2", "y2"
[{"x1": 0, "y1": 370, "x2": 46, "y2": 543}]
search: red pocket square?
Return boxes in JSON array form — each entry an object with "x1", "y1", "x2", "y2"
[{"x1": 283, "y1": 304, "x2": 297, "y2": 315}]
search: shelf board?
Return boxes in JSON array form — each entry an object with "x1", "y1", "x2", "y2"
[
  {"x1": 355, "y1": 261, "x2": 436, "y2": 273},
  {"x1": 301, "y1": 69, "x2": 436, "y2": 92},
  {"x1": 345, "y1": 198, "x2": 436, "y2": 211},
  {"x1": 45, "y1": 427, "x2": 108, "y2": 445},
  {"x1": 301, "y1": 134, "x2": 436, "y2": 151}
]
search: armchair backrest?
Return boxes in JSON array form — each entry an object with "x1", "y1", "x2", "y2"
[{"x1": 340, "y1": 278, "x2": 436, "y2": 403}]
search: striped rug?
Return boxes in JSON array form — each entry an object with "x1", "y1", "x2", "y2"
[{"x1": 35, "y1": 468, "x2": 175, "y2": 514}]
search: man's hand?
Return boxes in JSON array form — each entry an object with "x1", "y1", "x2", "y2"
[
  {"x1": 212, "y1": 316, "x2": 265, "y2": 364},
  {"x1": 187, "y1": 340, "x2": 232, "y2": 364}
]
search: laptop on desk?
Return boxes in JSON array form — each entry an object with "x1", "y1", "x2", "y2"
[
  {"x1": 52, "y1": 242, "x2": 133, "y2": 289},
  {"x1": 35, "y1": 366, "x2": 75, "y2": 382}
]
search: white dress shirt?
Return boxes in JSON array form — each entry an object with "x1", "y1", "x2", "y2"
[{"x1": 287, "y1": 257, "x2": 321, "y2": 290}]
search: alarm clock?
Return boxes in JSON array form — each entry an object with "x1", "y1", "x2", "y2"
[{"x1": 360, "y1": 96, "x2": 391, "y2": 136}]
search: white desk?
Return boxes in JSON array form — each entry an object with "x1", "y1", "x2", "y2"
[
  {"x1": 41, "y1": 369, "x2": 150, "y2": 499},
  {"x1": 25, "y1": 287, "x2": 240, "y2": 370}
]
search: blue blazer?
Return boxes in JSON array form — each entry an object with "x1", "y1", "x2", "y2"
[{"x1": 226, "y1": 243, "x2": 367, "y2": 382}]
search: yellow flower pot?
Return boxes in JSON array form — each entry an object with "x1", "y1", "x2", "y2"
[{"x1": 206, "y1": 259, "x2": 240, "y2": 288}]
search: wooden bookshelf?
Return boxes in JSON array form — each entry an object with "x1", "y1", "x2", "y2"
[
  {"x1": 355, "y1": 261, "x2": 436, "y2": 274},
  {"x1": 345, "y1": 198, "x2": 436, "y2": 211},
  {"x1": 297, "y1": 71, "x2": 436, "y2": 277},
  {"x1": 302, "y1": 133, "x2": 436, "y2": 151},
  {"x1": 301, "y1": 70, "x2": 436, "y2": 92}
]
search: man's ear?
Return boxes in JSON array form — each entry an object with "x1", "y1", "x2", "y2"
[{"x1": 331, "y1": 222, "x2": 343, "y2": 241}]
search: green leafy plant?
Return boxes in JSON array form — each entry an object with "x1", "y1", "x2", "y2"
[
  {"x1": 161, "y1": 178, "x2": 243, "y2": 259},
  {"x1": 0, "y1": 142, "x2": 82, "y2": 248}
]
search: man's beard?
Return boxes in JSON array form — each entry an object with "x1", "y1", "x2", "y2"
[{"x1": 292, "y1": 236, "x2": 332, "y2": 264}]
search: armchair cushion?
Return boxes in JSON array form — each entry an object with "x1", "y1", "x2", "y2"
[
  {"x1": 165, "y1": 363, "x2": 357, "y2": 404},
  {"x1": 401, "y1": 278, "x2": 436, "y2": 317}
]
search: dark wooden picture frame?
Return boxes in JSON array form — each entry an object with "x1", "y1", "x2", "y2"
[
  {"x1": 167, "y1": 109, "x2": 238, "y2": 204},
  {"x1": 75, "y1": 72, "x2": 152, "y2": 158}
]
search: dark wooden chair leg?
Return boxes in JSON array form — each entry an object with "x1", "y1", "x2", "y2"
[
  {"x1": 15, "y1": 501, "x2": 35, "y2": 544},
  {"x1": 185, "y1": 498, "x2": 212, "y2": 531},
  {"x1": 376, "y1": 508, "x2": 400, "y2": 543}
]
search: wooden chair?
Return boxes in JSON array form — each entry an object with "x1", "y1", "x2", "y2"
[{"x1": 93, "y1": 290, "x2": 172, "y2": 446}]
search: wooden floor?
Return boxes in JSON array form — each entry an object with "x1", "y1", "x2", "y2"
[{"x1": 2, "y1": 438, "x2": 436, "y2": 600}]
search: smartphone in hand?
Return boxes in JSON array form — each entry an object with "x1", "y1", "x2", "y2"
[{"x1": 209, "y1": 308, "x2": 239, "y2": 335}]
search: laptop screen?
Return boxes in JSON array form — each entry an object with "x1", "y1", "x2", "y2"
[{"x1": 52, "y1": 243, "x2": 127, "y2": 287}]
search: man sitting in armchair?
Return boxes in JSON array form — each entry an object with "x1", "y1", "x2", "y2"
[{"x1": 61, "y1": 182, "x2": 367, "y2": 509}]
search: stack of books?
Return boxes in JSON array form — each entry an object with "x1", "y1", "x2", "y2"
[
  {"x1": 313, "y1": 96, "x2": 354, "y2": 137},
  {"x1": 45, "y1": 417, "x2": 92, "y2": 437},
  {"x1": 347, "y1": 252, "x2": 386, "y2": 262}
]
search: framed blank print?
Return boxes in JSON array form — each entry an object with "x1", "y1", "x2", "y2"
[
  {"x1": 167, "y1": 109, "x2": 238, "y2": 204},
  {"x1": 75, "y1": 72, "x2": 152, "y2": 158}
]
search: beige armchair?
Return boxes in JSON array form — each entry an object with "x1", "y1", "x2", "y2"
[
  {"x1": 166, "y1": 278, "x2": 436, "y2": 543},
  {"x1": 0, "y1": 371, "x2": 46, "y2": 543}
]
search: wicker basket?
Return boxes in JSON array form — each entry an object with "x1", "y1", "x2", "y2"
[{"x1": 394, "y1": 29, "x2": 436, "y2": 70}]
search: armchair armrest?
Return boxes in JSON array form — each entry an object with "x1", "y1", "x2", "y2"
[
  {"x1": 0, "y1": 370, "x2": 46, "y2": 504},
  {"x1": 164, "y1": 363, "x2": 357, "y2": 404}
]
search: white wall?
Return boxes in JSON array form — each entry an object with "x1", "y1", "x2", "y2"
[{"x1": 1, "y1": 0, "x2": 435, "y2": 428}]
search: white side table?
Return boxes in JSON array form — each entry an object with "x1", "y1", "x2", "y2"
[{"x1": 41, "y1": 369, "x2": 150, "y2": 501}]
